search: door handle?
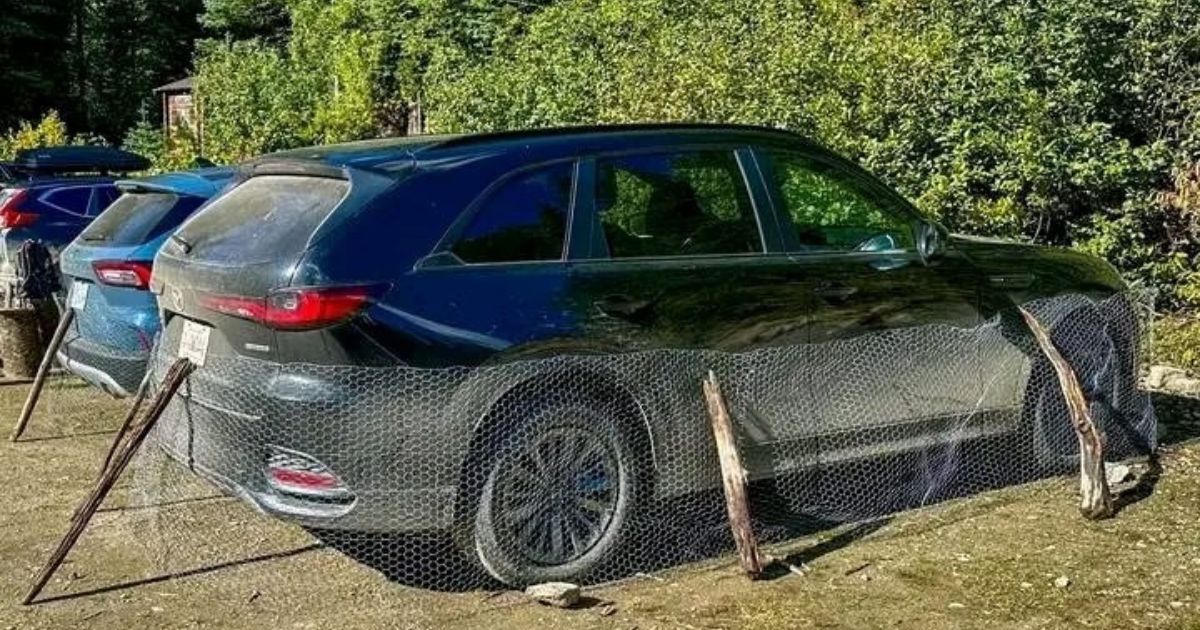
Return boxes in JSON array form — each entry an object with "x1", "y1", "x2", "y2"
[
  {"x1": 595, "y1": 294, "x2": 654, "y2": 320},
  {"x1": 815, "y1": 284, "x2": 858, "y2": 300}
]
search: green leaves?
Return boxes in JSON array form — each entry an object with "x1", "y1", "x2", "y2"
[{"x1": 182, "y1": 0, "x2": 1200, "y2": 310}]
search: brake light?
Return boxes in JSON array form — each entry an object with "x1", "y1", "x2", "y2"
[
  {"x1": 0, "y1": 190, "x2": 38, "y2": 228},
  {"x1": 197, "y1": 284, "x2": 387, "y2": 331},
  {"x1": 92, "y1": 260, "x2": 152, "y2": 289}
]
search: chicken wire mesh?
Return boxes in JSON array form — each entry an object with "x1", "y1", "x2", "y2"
[{"x1": 14, "y1": 289, "x2": 1157, "y2": 601}]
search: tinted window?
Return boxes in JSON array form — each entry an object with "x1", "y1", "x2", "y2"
[
  {"x1": 595, "y1": 150, "x2": 759, "y2": 258},
  {"x1": 43, "y1": 187, "x2": 93, "y2": 215},
  {"x1": 174, "y1": 175, "x2": 349, "y2": 265},
  {"x1": 452, "y1": 162, "x2": 573, "y2": 264},
  {"x1": 79, "y1": 192, "x2": 205, "y2": 246},
  {"x1": 770, "y1": 152, "x2": 914, "y2": 252},
  {"x1": 90, "y1": 186, "x2": 121, "y2": 216}
]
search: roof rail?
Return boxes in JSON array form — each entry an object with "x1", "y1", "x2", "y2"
[{"x1": 427, "y1": 122, "x2": 799, "y2": 151}]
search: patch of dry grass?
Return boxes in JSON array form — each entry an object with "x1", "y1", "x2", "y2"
[{"x1": 0, "y1": 381, "x2": 1198, "y2": 629}]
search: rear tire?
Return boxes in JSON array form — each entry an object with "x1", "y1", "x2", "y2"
[{"x1": 472, "y1": 399, "x2": 644, "y2": 586}]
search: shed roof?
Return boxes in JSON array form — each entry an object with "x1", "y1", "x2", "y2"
[{"x1": 153, "y1": 77, "x2": 194, "y2": 93}]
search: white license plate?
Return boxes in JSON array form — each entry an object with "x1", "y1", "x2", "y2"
[
  {"x1": 179, "y1": 319, "x2": 212, "y2": 367},
  {"x1": 68, "y1": 281, "x2": 89, "y2": 310}
]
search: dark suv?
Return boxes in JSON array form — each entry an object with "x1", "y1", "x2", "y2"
[{"x1": 151, "y1": 124, "x2": 1153, "y2": 586}]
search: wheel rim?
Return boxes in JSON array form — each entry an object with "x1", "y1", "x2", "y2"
[{"x1": 493, "y1": 426, "x2": 619, "y2": 566}]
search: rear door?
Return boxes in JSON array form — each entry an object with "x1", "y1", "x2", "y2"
[
  {"x1": 569, "y1": 147, "x2": 803, "y2": 353},
  {"x1": 568, "y1": 146, "x2": 816, "y2": 475}
]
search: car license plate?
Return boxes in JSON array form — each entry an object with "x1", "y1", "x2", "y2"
[
  {"x1": 179, "y1": 319, "x2": 212, "y2": 367},
  {"x1": 68, "y1": 281, "x2": 89, "y2": 310}
]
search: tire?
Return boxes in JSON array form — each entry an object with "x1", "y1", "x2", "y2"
[
  {"x1": 1023, "y1": 299, "x2": 1135, "y2": 470},
  {"x1": 472, "y1": 398, "x2": 644, "y2": 586}
]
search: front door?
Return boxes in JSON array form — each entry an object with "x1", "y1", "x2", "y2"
[{"x1": 753, "y1": 148, "x2": 1015, "y2": 467}]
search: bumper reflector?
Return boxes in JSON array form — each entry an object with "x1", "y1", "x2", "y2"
[{"x1": 264, "y1": 447, "x2": 354, "y2": 503}]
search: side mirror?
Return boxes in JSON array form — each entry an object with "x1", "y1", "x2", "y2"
[{"x1": 916, "y1": 221, "x2": 947, "y2": 263}]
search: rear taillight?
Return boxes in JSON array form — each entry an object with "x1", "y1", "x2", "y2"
[
  {"x1": 92, "y1": 260, "x2": 153, "y2": 290},
  {"x1": 0, "y1": 190, "x2": 38, "y2": 228},
  {"x1": 197, "y1": 284, "x2": 387, "y2": 331}
]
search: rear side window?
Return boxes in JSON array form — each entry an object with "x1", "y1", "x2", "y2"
[
  {"x1": 79, "y1": 192, "x2": 205, "y2": 246},
  {"x1": 595, "y1": 150, "x2": 760, "y2": 258},
  {"x1": 90, "y1": 186, "x2": 121, "y2": 216},
  {"x1": 43, "y1": 187, "x2": 93, "y2": 216},
  {"x1": 452, "y1": 162, "x2": 573, "y2": 264},
  {"x1": 174, "y1": 175, "x2": 349, "y2": 265}
]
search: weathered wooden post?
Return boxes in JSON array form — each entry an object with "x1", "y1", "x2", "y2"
[
  {"x1": 1019, "y1": 307, "x2": 1114, "y2": 519},
  {"x1": 703, "y1": 370, "x2": 765, "y2": 578},
  {"x1": 23, "y1": 358, "x2": 194, "y2": 605},
  {"x1": 10, "y1": 308, "x2": 75, "y2": 442}
]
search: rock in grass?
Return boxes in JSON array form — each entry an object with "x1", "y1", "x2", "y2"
[
  {"x1": 1105, "y1": 462, "x2": 1133, "y2": 486},
  {"x1": 526, "y1": 582, "x2": 581, "y2": 608},
  {"x1": 1054, "y1": 576, "x2": 1071, "y2": 589}
]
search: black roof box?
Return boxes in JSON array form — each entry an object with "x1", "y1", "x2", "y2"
[{"x1": 13, "y1": 146, "x2": 150, "y2": 175}]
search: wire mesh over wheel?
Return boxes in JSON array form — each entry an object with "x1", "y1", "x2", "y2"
[{"x1": 472, "y1": 402, "x2": 643, "y2": 586}]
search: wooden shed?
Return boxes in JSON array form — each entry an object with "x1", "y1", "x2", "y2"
[{"x1": 153, "y1": 77, "x2": 199, "y2": 138}]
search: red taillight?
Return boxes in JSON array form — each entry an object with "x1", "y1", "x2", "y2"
[
  {"x1": 197, "y1": 284, "x2": 386, "y2": 331},
  {"x1": 0, "y1": 190, "x2": 38, "y2": 228},
  {"x1": 92, "y1": 260, "x2": 153, "y2": 290}
]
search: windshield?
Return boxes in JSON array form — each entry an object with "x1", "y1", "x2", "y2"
[
  {"x1": 79, "y1": 192, "x2": 205, "y2": 246},
  {"x1": 172, "y1": 175, "x2": 350, "y2": 265}
]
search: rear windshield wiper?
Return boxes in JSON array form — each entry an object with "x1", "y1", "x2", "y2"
[
  {"x1": 170, "y1": 233, "x2": 193, "y2": 253},
  {"x1": 80, "y1": 234, "x2": 108, "y2": 242}
]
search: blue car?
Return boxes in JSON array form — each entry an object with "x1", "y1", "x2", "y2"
[
  {"x1": 58, "y1": 167, "x2": 234, "y2": 396},
  {"x1": 0, "y1": 147, "x2": 150, "y2": 293}
]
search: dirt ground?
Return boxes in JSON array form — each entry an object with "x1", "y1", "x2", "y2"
[{"x1": 1, "y1": 379, "x2": 1200, "y2": 629}]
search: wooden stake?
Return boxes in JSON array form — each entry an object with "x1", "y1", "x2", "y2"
[
  {"x1": 23, "y1": 358, "x2": 194, "y2": 605},
  {"x1": 1019, "y1": 307, "x2": 1114, "y2": 520},
  {"x1": 10, "y1": 308, "x2": 75, "y2": 442},
  {"x1": 703, "y1": 370, "x2": 764, "y2": 578},
  {"x1": 98, "y1": 370, "x2": 152, "y2": 479}
]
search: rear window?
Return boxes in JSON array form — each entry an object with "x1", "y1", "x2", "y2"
[
  {"x1": 173, "y1": 175, "x2": 349, "y2": 265},
  {"x1": 79, "y1": 192, "x2": 204, "y2": 246}
]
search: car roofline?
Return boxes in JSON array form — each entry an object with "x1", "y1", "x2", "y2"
[{"x1": 244, "y1": 123, "x2": 820, "y2": 173}]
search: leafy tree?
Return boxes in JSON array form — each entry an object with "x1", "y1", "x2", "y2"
[{"x1": 200, "y1": 0, "x2": 289, "y2": 41}]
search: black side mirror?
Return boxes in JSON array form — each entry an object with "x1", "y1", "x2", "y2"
[{"x1": 917, "y1": 221, "x2": 947, "y2": 263}]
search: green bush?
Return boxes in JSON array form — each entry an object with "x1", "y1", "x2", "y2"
[
  {"x1": 190, "y1": 0, "x2": 1200, "y2": 311},
  {"x1": 1152, "y1": 315, "x2": 1200, "y2": 374},
  {"x1": 0, "y1": 111, "x2": 73, "y2": 160}
]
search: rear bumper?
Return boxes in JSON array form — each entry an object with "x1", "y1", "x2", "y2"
[
  {"x1": 57, "y1": 338, "x2": 148, "y2": 397},
  {"x1": 152, "y1": 361, "x2": 465, "y2": 533}
]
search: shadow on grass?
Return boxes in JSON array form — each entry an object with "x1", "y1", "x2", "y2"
[
  {"x1": 29, "y1": 544, "x2": 325, "y2": 605},
  {"x1": 1151, "y1": 391, "x2": 1200, "y2": 447},
  {"x1": 11, "y1": 428, "x2": 117, "y2": 443}
]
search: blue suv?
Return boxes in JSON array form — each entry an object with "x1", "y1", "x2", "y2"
[
  {"x1": 58, "y1": 167, "x2": 234, "y2": 396},
  {"x1": 0, "y1": 147, "x2": 149, "y2": 291},
  {"x1": 151, "y1": 124, "x2": 1153, "y2": 586}
]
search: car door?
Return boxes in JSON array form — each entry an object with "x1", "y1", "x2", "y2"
[
  {"x1": 567, "y1": 146, "x2": 818, "y2": 476},
  {"x1": 754, "y1": 148, "x2": 1017, "y2": 458},
  {"x1": 389, "y1": 159, "x2": 579, "y2": 367}
]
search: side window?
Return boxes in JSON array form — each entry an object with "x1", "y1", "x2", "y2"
[
  {"x1": 452, "y1": 162, "x2": 574, "y2": 264},
  {"x1": 595, "y1": 150, "x2": 760, "y2": 258},
  {"x1": 769, "y1": 152, "x2": 914, "y2": 252},
  {"x1": 91, "y1": 186, "x2": 121, "y2": 216},
  {"x1": 43, "y1": 187, "x2": 93, "y2": 216}
]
